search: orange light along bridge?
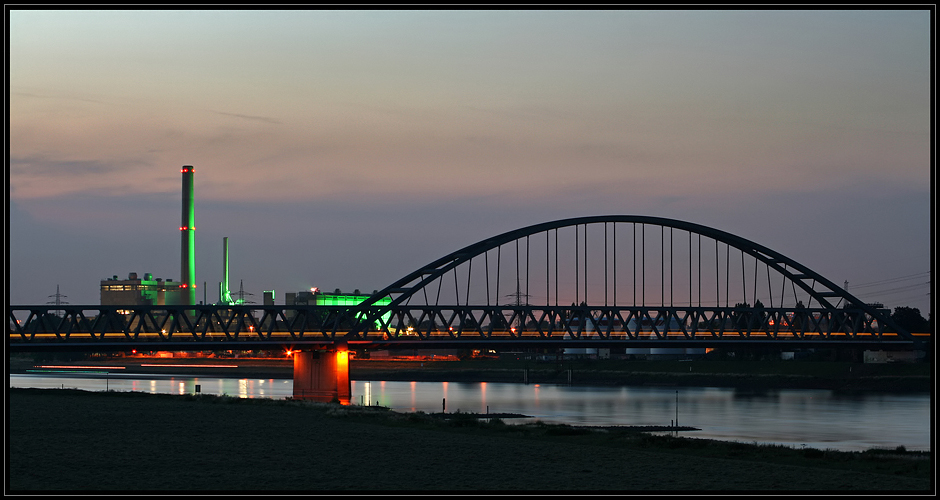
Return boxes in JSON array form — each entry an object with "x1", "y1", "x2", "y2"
[{"x1": 8, "y1": 216, "x2": 927, "y2": 404}]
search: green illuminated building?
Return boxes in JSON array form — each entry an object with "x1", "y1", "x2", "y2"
[{"x1": 285, "y1": 288, "x2": 392, "y2": 330}]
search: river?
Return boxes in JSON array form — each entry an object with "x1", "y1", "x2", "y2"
[{"x1": 9, "y1": 373, "x2": 930, "y2": 453}]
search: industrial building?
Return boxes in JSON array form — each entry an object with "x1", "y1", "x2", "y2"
[
  {"x1": 284, "y1": 288, "x2": 392, "y2": 328},
  {"x1": 285, "y1": 288, "x2": 384, "y2": 307},
  {"x1": 96, "y1": 165, "x2": 375, "y2": 324},
  {"x1": 99, "y1": 165, "x2": 228, "y2": 308},
  {"x1": 100, "y1": 272, "x2": 182, "y2": 307},
  {"x1": 99, "y1": 166, "x2": 198, "y2": 307}
]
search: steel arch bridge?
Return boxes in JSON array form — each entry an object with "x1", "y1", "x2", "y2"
[
  {"x1": 7, "y1": 216, "x2": 922, "y2": 352},
  {"x1": 348, "y1": 215, "x2": 917, "y2": 348}
]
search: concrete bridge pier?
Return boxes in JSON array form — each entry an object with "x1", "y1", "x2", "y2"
[{"x1": 292, "y1": 345, "x2": 350, "y2": 404}]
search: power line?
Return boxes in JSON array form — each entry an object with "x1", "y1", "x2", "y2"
[
  {"x1": 881, "y1": 291, "x2": 931, "y2": 306},
  {"x1": 850, "y1": 271, "x2": 930, "y2": 289},
  {"x1": 853, "y1": 282, "x2": 930, "y2": 298}
]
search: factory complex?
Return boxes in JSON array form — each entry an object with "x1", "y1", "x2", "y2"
[{"x1": 98, "y1": 166, "x2": 372, "y2": 313}]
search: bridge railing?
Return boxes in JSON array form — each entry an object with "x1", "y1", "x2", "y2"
[
  {"x1": 8, "y1": 304, "x2": 920, "y2": 349},
  {"x1": 354, "y1": 304, "x2": 917, "y2": 341},
  {"x1": 8, "y1": 305, "x2": 363, "y2": 346}
]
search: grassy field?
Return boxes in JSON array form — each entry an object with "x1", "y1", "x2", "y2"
[{"x1": 7, "y1": 388, "x2": 932, "y2": 493}]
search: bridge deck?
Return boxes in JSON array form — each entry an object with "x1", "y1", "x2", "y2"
[
  {"x1": 9, "y1": 304, "x2": 926, "y2": 352},
  {"x1": 8, "y1": 329, "x2": 926, "y2": 352}
]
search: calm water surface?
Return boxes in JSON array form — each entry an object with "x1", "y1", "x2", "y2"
[{"x1": 10, "y1": 373, "x2": 930, "y2": 452}]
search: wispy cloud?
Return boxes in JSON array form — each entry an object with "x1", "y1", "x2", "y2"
[
  {"x1": 11, "y1": 89, "x2": 113, "y2": 106},
  {"x1": 9, "y1": 156, "x2": 134, "y2": 176},
  {"x1": 209, "y1": 110, "x2": 281, "y2": 125},
  {"x1": 9, "y1": 156, "x2": 158, "y2": 198}
]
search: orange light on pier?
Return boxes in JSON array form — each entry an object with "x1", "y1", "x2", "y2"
[
  {"x1": 336, "y1": 348, "x2": 350, "y2": 405},
  {"x1": 336, "y1": 348, "x2": 349, "y2": 373}
]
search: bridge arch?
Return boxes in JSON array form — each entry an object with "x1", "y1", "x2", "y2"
[{"x1": 353, "y1": 215, "x2": 911, "y2": 341}]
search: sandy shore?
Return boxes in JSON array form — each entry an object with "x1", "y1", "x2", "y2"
[{"x1": 7, "y1": 387, "x2": 931, "y2": 492}]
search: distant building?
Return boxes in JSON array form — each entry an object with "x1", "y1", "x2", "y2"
[
  {"x1": 285, "y1": 288, "x2": 383, "y2": 307},
  {"x1": 284, "y1": 288, "x2": 392, "y2": 330},
  {"x1": 100, "y1": 272, "x2": 183, "y2": 307}
]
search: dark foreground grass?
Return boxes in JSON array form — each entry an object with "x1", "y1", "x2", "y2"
[{"x1": 7, "y1": 388, "x2": 932, "y2": 493}]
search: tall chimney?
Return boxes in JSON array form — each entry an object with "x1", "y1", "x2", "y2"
[
  {"x1": 220, "y1": 236, "x2": 233, "y2": 305},
  {"x1": 180, "y1": 165, "x2": 196, "y2": 306}
]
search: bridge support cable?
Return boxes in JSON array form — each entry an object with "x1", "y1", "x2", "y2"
[
  {"x1": 752, "y1": 254, "x2": 759, "y2": 306},
  {"x1": 466, "y1": 258, "x2": 472, "y2": 307},
  {"x1": 526, "y1": 236, "x2": 530, "y2": 307},
  {"x1": 741, "y1": 249, "x2": 747, "y2": 310},
  {"x1": 725, "y1": 241, "x2": 730, "y2": 308},
  {"x1": 497, "y1": 245, "x2": 501, "y2": 307},
  {"x1": 689, "y1": 230, "x2": 693, "y2": 309},
  {"x1": 485, "y1": 249, "x2": 490, "y2": 306},
  {"x1": 585, "y1": 223, "x2": 589, "y2": 305},
  {"x1": 698, "y1": 233, "x2": 702, "y2": 308},
  {"x1": 767, "y1": 262, "x2": 773, "y2": 309},
  {"x1": 546, "y1": 230, "x2": 550, "y2": 308},
  {"x1": 605, "y1": 223, "x2": 608, "y2": 307}
]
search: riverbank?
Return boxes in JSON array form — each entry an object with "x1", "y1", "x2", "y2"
[
  {"x1": 351, "y1": 358, "x2": 932, "y2": 392},
  {"x1": 9, "y1": 355, "x2": 932, "y2": 392},
  {"x1": 7, "y1": 388, "x2": 931, "y2": 492}
]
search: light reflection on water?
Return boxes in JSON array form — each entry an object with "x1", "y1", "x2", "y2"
[{"x1": 9, "y1": 374, "x2": 929, "y2": 452}]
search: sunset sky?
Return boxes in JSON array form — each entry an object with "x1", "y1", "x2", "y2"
[{"x1": 8, "y1": 9, "x2": 932, "y2": 315}]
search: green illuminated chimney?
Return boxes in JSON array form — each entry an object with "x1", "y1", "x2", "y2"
[
  {"x1": 219, "y1": 236, "x2": 234, "y2": 305},
  {"x1": 180, "y1": 165, "x2": 196, "y2": 306}
]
